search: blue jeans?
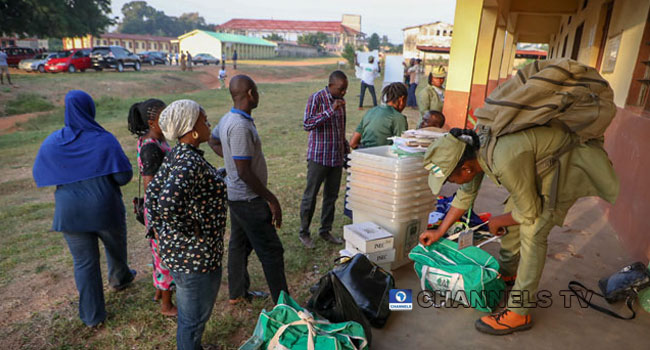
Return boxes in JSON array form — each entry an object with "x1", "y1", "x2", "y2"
[
  {"x1": 359, "y1": 81, "x2": 377, "y2": 107},
  {"x1": 171, "y1": 269, "x2": 222, "y2": 350},
  {"x1": 63, "y1": 226, "x2": 133, "y2": 326},
  {"x1": 407, "y1": 83, "x2": 418, "y2": 107}
]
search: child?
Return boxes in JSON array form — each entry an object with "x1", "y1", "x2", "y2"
[
  {"x1": 218, "y1": 66, "x2": 227, "y2": 89},
  {"x1": 127, "y1": 99, "x2": 177, "y2": 317},
  {"x1": 418, "y1": 110, "x2": 446, "y2": 129}
]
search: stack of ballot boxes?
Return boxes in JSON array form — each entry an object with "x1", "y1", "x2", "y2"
[
  {"x1": 345, "y1": 146, "x2": 435, "y2": 269},
  {"x1": 340, "y1": 222, "x2": 395, "y2": 271}
]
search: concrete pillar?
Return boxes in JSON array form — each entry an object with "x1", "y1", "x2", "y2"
[
  {"x1": 468, "y1": 6, "x2": 498, "y2": 119},
  {"x1": 487, "y1": 26, "x2": 506, "y2": 96},
  {"x1": 498, "y1": 31, "x2": 515, "y2": 84},
  {"x1": 506, "y1": 37, "x2": 517, "y2": 78},
  {"x1": 442, "y1": 0, "x2": 485, "y2": 128}
]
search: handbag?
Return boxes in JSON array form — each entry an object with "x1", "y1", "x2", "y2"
[
  {"x1": 132, "y1": 172, "x2": 145, "y2": 226},
  {"x1": 568, "y1": 262, "x2": 650, "y2": 320},
  {"x1": 331, "y1": 254, "x2": 395, "y2": 328},
  {"x1": 307, "y1": 271, "x2": 372, "y2": 346}
]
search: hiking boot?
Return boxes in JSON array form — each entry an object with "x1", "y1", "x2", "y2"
[
  {"x1": 299, "y1": 235, "x2": 315, "y2": 249},
  {"x1": 502, "y1": 275, "x2": 517, "y2": 286},
  {"x1": 475, "y1": 309, "x2": 532, "y2": 335},
  {"x1": 319, "y1": 232, "x2": 343, "y2": 245}
]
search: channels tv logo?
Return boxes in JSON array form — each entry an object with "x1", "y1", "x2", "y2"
[{"x1": 389, "y1": 289, "x2": 412, "y2": 311}]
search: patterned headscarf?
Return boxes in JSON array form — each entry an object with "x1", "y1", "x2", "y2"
[{"x1": 159, "y1": 99, "x2": 201, "y2": 141}]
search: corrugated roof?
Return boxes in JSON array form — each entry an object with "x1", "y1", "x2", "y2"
[
  {"x1": 100, "y1": 33, "x2": 176, "y2": 41},
  {"x1": 217, "y1": 18, "x2": 361, "y2": 35},
  {"x1": 203, "y1": 31, "x2": 276, "y2": 46}
]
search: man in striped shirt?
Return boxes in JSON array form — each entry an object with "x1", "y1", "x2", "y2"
[{"x1": 299, "y1": 71, "x2": 349, "y2": 248}]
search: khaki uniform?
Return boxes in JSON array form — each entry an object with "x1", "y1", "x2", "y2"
[
  {"x1": 451, "y1": 123, "x2": 619, "y2": 315},
  {"x1": 417, "y1": 84, "x2": 444, "y2": 117}
]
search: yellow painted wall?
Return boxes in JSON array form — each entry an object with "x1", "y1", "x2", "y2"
[
  {"x1": 499, "y1": 31, "x2": 514, "y2": 79},
  {"x1": 600, "y1": 0, "x2": 650, "y2": 107},
  {"x1": 488, "y1": 26, "x2": 506, "y2": 81},
  {"x1": 447, "y1": 0, "x2": 485, "y2": 92},
  {"x1": 473, "y1": 7, "x2": 498, "y2": 84}
]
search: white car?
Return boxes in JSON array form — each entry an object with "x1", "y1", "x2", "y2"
[{"x1": 18, "y1": 52, "x2": 61, "y2": 73}]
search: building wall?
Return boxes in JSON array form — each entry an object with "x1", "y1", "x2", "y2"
[
  {"x1": 179, "y1": 31, "x2": 222, "y2": 59},
  {"x1": 63, "y1": 35, "x2": 177, "y2": 54},
  {"x1": 403, "y1": 22, "x2": 454, "y2": 59}
]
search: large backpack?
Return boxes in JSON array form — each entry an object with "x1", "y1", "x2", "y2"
[{"x1": 474, "y1": 58, "x2": 616, "y2": 208}]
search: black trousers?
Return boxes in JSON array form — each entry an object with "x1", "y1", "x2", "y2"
[
  {"x1": 359, "y1": 81, "x2": 377, "y2": 107},
  {"x1": 227, "y1": 198, "x2": 288, "y2": 304},
  {"x1": 299, "y1": 160, "x2": 343, "y2": 237}
]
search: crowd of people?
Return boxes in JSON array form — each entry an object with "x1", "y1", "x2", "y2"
[{"x1": 32, "y1": 63, "x2": 448, "y2": 348}]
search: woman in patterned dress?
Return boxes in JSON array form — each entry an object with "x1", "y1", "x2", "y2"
[
  {"x1": 145, "y1": 100, "x2": 227, "y2": 350},
  {"x1": 127, "y1": 99, "x2": 177, "y2": 316}
]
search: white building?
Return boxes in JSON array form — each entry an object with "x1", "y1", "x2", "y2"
[
  {"x1": 177, "y1": 30, "x2": 276, "y2": 60},
  {"x1": 403, "y1": 22, "x2": 454, "y2": 59}
]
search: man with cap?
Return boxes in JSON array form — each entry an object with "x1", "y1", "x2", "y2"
[
  {"x1": 417, "y1": 66, "x2": 446, "y2": 120},
  {"x1": 419, "y1": 127, "x2": 618, "y2": 335}
]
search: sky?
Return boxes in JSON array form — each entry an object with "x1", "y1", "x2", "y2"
[{"x1": 109, "y1": 0, "x2": 457, "y2": 44}]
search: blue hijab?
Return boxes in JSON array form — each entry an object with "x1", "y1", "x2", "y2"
[{"x1": 33, "y1": 90, "x2": 132, "y2": 187}]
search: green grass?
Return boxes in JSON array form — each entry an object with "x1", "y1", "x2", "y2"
[
  {"x1": 0, "y1": 64, "x2": 387, "y2": 349},
  {"x1": 3, "y1": 93, "x2": 55, "y2": 116}
]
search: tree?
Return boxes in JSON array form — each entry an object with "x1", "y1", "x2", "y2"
[
  {"x1": 263, "y1": 33, "x2": 284, "y2": 42},
  {"x1": 381, "y1": 35, "x2": 390, "y2": 47},
  {"x1": 388, "y1": 44, "x2": 403, "y2": 53},
  {"x1": 298, "y1": 32, "x2": 329, "y2": 49},
  {"x1": 367, "y1": 33, "x2": 381, "y2": 51},
  {"x1": 342, "y1": 44, "x2": 356, "y2": 68},
  {"x1": 117, "y1": 1, "x2": 215, "y2": 37},
  {"x1": 0, "y1": 0, "x2": 115, "y2": 38}
]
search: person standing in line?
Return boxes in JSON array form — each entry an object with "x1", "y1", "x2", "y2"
[
  {"x1": 146, "y1": 100, "x2": 227, "y2": 350},
  {"x1": 0, "y1": 48, "x2": 13, "y2": 85},
  {"x1": 33, "y1": 90, "x2": 135, "y2": 327},
  {"x1": 355, "y1": 54, "x2": 380, "y2": 110},
  {"x1": 180, "y1": 51, "x2": 187, "y2": 71},
  {"x1": 418, "y1": 66, "x2": 446, "y2": 121},
  {"x1": 298, "y1": 71, "x2": 349, "y2": 248},
  {"x1": 127, "y1": 99, "x2": 177, "y2": 317},
  {"x1": 208, "y1": 75, "x2": 289, "y2": 304},
  {"x1": 406, "y1": 59, "x2": 421, "y2": 108},
  {"x1": 232, "y1": 49, "x2": 238, "y2": 70},
  {"x1": 186, "y1": 52, "x2": 193, "y2": 72}
]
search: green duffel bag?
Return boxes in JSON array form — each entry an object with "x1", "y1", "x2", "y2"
[
  {"x1": 239, "y1": 291, "x2": 369, "y2": 350},
  {"x1": 409, "y1": 239, "x2": 505, "y2": 312}
]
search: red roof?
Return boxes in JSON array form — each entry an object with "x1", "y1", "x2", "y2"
[
  {"x1": 515, "y1": 49, "x2": 548, "y2": 57},
  {"x1": 99, "y1": 33, "x2": 176, "y2": 41},
  {"x1": 416, "y1": 45, "x2": 450, "y2": 53},
  {"x1": 217, "y1": 19, "x2": 361, "y2": 35}
]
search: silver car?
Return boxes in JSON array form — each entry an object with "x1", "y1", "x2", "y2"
[{"x1": 18, "y1": 52, "x2": 60, "y2": 73}]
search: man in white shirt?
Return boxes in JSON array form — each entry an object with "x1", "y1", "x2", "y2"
[{"x1": 356, "y1": 55, "x2": 379, "y2": 110}]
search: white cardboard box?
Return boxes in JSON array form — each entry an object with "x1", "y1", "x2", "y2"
[
  {"x1": 343, "y1": 222, "x2": 394, "y2": 253},
  {"x1": 344, "y1": 242, "x2": 396, "y2": 264}
]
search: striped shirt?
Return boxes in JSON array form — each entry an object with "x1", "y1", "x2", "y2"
[{"x1": 303, "y1": 87, "x2": 349, "y2": 167}]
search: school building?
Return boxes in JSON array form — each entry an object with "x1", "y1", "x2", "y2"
[
  {"x1": 444, "y1": 0, "x2": 650, "y2": 263},
  {"x1": 177, "y1": 30, "x2": 277, "y2": 60},
  {"x1": 61, "y1": 33, "x2": 179, "y2": 54},
  {"x1": 402, "y1": 22, "x2": 454, "y2": 59}
]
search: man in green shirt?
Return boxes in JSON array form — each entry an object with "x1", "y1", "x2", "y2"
[
  {"x1": 350, "y1": 83, "x2": 409, "y2": 149},
  {"x1": 418, "y1": 66, "x2": 446, "y2": 120}
]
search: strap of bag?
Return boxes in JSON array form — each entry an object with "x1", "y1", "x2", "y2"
[
  {"x1": 568, "y1": 281, "x2": 636, "y2": 320},
  {"x1": 268, "y1": 310, "x2": 361, "y2": 350},
  {"x1": 535, "y1": 139, "x2": 577, "y2": 211}
]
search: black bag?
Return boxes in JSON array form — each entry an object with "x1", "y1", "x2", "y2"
[
  {"x1": 133, "y1": 173, "x2": 145, "y2": 225},
  {"x1": 332, "y1": 254, "x2": 395, "y2": 328},
  {"x1": 569, "y1": 262, "x2": 650, "y2": 320},
  {"x1": 307, "y1": 272, "x2": 372, "y2": 346}
]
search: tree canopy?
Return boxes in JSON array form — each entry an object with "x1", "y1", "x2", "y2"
[
  {"x1": 263, "y1": 33, "x2": 284, "y2": 42},
  {"x1": 297, "y1": 32, "x2": 329, "y2": 48},
  {"x1": 367, "y1": 33, "x2": 381, "y2": 51},
  {"x1": 0, "y1": 0, "x2": 115, "y2": 38},
  {"x1": 117, "y1": 1, "x2": 214, "y2": 37}
]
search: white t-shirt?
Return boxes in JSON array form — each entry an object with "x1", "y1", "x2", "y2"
[
  {"x1": 359, "y1": 62, "x2": 378, "y2": 85},
  {"x1": 218, "y1": 69, "x2": 226, "y2": 79}
]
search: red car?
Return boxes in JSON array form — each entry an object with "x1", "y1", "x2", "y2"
[
  {"x1": 5, "y1": 47, "x2": 36, "y2": 67},
  {"x1": 45, "y1": 49, "x2": 92, "y2": 73}
]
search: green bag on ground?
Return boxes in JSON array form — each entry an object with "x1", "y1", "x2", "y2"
[
  {"x1": 409, "y1": 239, "x2": 505, "y2": 312},
  {"x1": 239, "y1": 291, "x2": 369, "y2": 350}
]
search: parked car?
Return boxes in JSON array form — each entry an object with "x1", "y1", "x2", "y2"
[
  {"x1": 138, "y1": 51, "x2": 168, "y2": 65},
  {"x1": 192, "y1": 53, "x2": 220, "y2": 65},
  {"x1": 45, "y1": 49, "x2": 92, "y2": 73},
  {"x1": 18, "y1": 52, "x2": 61, "y2": 73},
  {"x1": 91, "y1": 46, "x2": 141, "y2": 72},
  {"x1": 5, "y1": 47, "x2": 36, "y2": 67}
]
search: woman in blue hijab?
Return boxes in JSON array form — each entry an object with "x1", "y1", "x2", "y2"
[{"x1": 33, "y1": 90, "x2": 135, "y2": 327}]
